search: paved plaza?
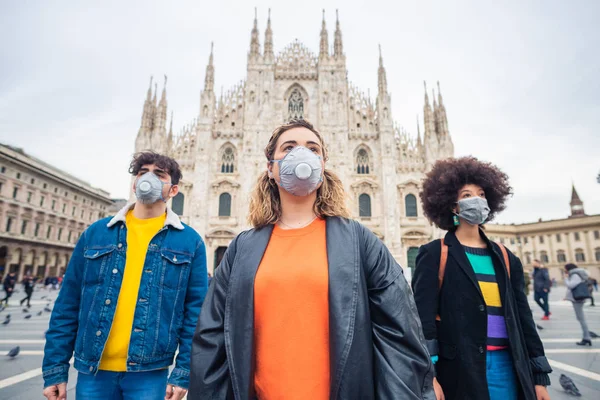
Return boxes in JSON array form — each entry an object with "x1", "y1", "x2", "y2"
[{"x1": 0, "y1": 285, "x2": 598, "y2": 399}]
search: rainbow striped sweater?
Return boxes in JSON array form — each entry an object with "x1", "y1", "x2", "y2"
[{"x1": 463, "y1": 246, "x2": 509, "y2": 351}]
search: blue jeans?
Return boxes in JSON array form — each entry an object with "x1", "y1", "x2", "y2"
[
  {"x1": 76, "y1": 369, "x2": 168, "y2": 400},
  {"x1": 534, "y1": 290, "x2": 550, "y2": 316},
  {"x1": 486, "y1": 350, "x2": 518, "y2": 400}
]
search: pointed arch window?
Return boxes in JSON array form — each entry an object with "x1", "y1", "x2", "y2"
[
  {"x1": 219, "y1": 193, "x2": 232, "y2": 217},
  {"x1": 407, "y1": 247, "x2": 419, "y2": 273},
  {"x1": 356, "y1": 149, "x2": 370, "y2": 174},
  {"x1": 405, "y1": 194, "x2": 418, "y2": 217},
  {"x1": 221, "y1": 147, "x2": 235, "y2": 173},
  {"x1": 172, "y1": 193, "x2": 184, "y2": 216},
  {"x1": 288, "y1": 88, "x2": 304, "y2": 120},
  {"x1": 359, "y1": 193, "x2": 371, "y2": 217}
]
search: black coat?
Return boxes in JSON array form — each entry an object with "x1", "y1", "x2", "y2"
[
  {"x1": 412, "y1": 231, "x2": 552, "y2": 400},
  {"x1": 189, "y1": 217, "x2": 435, "y2": 400}
]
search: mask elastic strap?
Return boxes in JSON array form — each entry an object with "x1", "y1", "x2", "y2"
[{"x1": 161, "y1": 183, "x2": 173, "y2": 203}]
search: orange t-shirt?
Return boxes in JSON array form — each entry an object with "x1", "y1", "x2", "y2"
[{"x1": 253, "y1": 218, "x2": 330, "y2": 400}]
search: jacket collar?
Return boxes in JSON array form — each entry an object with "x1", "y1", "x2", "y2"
[{"x1": 106, "y1": 202, "x2": 184, "y2": 230}]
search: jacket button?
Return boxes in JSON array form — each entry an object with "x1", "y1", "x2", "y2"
[
  {"x1": 112, "y1": 269, "x2": 118, "y2": 274},
  {"x1": 479, "y1": 305, "x2": 485, "y2": 312},
  {"x1": 120, "y1": 225, "x2": 124, "y2": 230},
  {"x1": 118, "y1": 243, "x2": 123, "y2": 248},
  {"x1": 96, "y1": 330, "x2": 102, "y2": 336},
  {"x1": 105, "y1": 299, "x2": 111, "y2": 305},
  {"x1": 89, "y1": 366, "x2": 94, "y2": 372},
  {"x1": 479, "y1": 346, "x2": 484, "y2": 354}
]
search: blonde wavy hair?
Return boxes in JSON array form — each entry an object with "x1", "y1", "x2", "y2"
[{"x1": 248, "y1": 119, "x2": 350, "y2": 228}]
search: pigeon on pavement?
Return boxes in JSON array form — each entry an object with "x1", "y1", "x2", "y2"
[
  {"x1": 22, "y1": 308, "x2": 28, "y2": 313},
  {"x1": 7, "y1": 346, "x2": 20, "y2": 358},
  {"x1": 2, "y1": 319, "x2": 9, "y2": 325},
  {"x1": 559, "y1": 374, "x2": 581, "y2": 396},
  {"x1": 41, "y1": 296, "x2": 47, "y2": 300},
  {"x1": 5, "y1": 314, "x2": 10, "y2": 319},
  {"x1": 536, "y1": 324, "x2": 544, "y2": 330},
  {"x1": 24, "y1": 314, "x2": 32, "y2": 319},
  {"x1": 44, "y1": 307, "x2": 52, "y2": 312},
  {"x1": 37, "y1": 311, "x2": 43, "y2": 316}
]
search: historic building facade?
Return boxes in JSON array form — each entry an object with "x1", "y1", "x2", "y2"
[
  {"x1": 0, "y1": 144, "x2": 113, "y2": 281},
  {"x1": 133, "y1": 11, "x2": 455, "y2": 273},
  {"x1": 486, "y1": 186, "x2": 600, "y2": 281}
]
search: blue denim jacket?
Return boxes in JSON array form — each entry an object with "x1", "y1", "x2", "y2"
[{"x1": 42, "y1": 203, "x2": 208, "y2": 389}]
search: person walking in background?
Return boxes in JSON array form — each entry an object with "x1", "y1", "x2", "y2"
[
  {"x1": 564, "y1": 263, "x2": 592, "y2": 346},
  {"x1": 523, "y1": 268, "x2": 531, "y2": 296},
  {"x1": 1, "y1": 272, "x2": 17, "y2": 306},
  {"x1": 412, "y1": 157, "x2": 551, "y2": 400},
  {"x1": 533, "y1": 260, "x2": 552, "y2": 320},
  {"x1": 20, "y1": 272, "x2": 35, "y2": 308},
  {"x1": 190, "y1": 119, "x2": 434, "y2": 400},
  {"x1": 588, "y1": 278, "x2": 597, "y2": 307}
]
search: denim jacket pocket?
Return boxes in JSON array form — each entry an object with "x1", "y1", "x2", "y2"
[
  {"x1": 83, "y1": 246, "x2": 116, "y2": 284},
  {"x1": 159, "y1": 250, "x2": 192, "y2": 289}
]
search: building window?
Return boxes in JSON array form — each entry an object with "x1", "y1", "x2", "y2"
[
  {"x1": 540, "y1": 251, "x2": 549, "y2": 264},
  {"x1": 0, "y1": 166, "x2": 5, "y2": 173},
  {"x1": 72, "y1": 206, "x2": 76, "y2": 216},
  {"x1": 12, "y1": 187, "x2": 19, "y2": 199},
  {"x1": 574, "y1": 232, "x2": 581, "y2": 241},
  {"x1": 21, "y1": 220, "x2": 28, "y2": 235},
  {"x1": 68, "y1": 231, "x2": 72, "y2": 243},
  {"x1": 46, "y1": 226, "x2": 52, "y2": 239},
  {"x1": 405, "y1": 194, "x2": 418, "y2": 217},
  {"x1": 54, "y1": 188, "x2": 58, "y2": 193},
  {"x1": 595, "y1": 248, "x2": 600, "y2": 262},
  {"x1": 58, "y1": 228, "x2": 63, "y2": 241},
  {"x1": 359, "y1": 193, "x2": 372, "y2": 217},
  {"x1": 43, "y1": 183, "x2": 47, "y2": 189},
  {"x1": 575, "y1": 249, "x2": 585, "y2": 263},
  {"x1": 557, "y1": 251, "x2": 566, "y2": 263},
  {"x1": 62, "y1": 203, "x2": 67, "y2": 213},
  {"x1": 0, "y1": 181, "x2": 3, "y2": 194},
  {"x1": 89, "y1": 212, "x2": 93, "y2": 221},
  {"x1": 595, "y1": 231, "x2": 600, "y2": 240},
  {"x1": 40, "y1": 196, "x2": 45, "y2": 207},
  {"x1": 525, "y1": 252, "x2": 532, "y2": 264},
  {"x1": 34, "y1": 223, "x2": 40, "y2": 237},
  {"x1": 288, "y1": 87, "x2": 304, "y2": 120},
  {"x1": 218, "y1": 193, "x2": 232, "y2": 217},
  {"x1": 16, "y1": 172, "x2": 21, "y2": 179},
  {"x1": 524, "y1": 237, "x2": 528, "y2": 244},
  {"x1": 81, "y1": 210, "x2": 84, "y2": 218},
  {"x1": 27, "y1": 191, "x2": 32, "y2": 203},
  {"x1": 556, "y1": 233, "x2": 561, "y2": 243},
  {"x1": 5, "y1": 217, "x2": 13, "y2": 232},
  {"x1": 51, "y1": 200, "x2": 56, "y2": 210},
  {"x1": 539, "y1": 235, "x2": 544, "y2": 244},
  {"x1": 172, "y1": 193, "x2": 185, "y2": 216},
  {"x1": 31, "y1": 178, "x2": 35, "y2": 184},
  {"x1": 356, "y1": 149, "x2": 370, "y2": 174},
  {"x1": 407, "y1": 247, "x2": 419, "y2": 273},
  {"x1": 220, "y1": 147, "x2": 235, "y2": 173},
  {"x1": 510, "y1": 238, "x2": 515, "y2": 245}
]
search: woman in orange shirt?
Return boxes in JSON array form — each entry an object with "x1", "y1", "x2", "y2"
[{"x1": 190, "y1": 119, "x2": 434, "y2": 400}]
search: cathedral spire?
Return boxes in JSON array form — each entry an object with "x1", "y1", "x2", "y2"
[
  {"x1": 570, "y1": 184, "x2": 585, "y2": 217},
  {"x1": 264, "y1": 9, "x2": 274, "y2": 60},
  {"x1": 249, "y1": 8, "x2": 261, "y2": 58},
  {"x1": 140, "y1": 76, "x2": 155, "y2": 130},
  {"x1": 432, "y1": 88, "x2": 437, "y2": 110},
  {"x1": 424, "y1": 81, "x2": 430, "y2": 108},
  {"x1": 378, "y1": 44, "x2": 388, "y2": 95},
  {"x1": 319, "y1": 9, "x2": 329, "y2": 60},
  {"x1": 437, "y1": 81, "x2": 444, "y2": 106},
  {"x1": 167, "y1": 111, "x2": 174, "y2": 148},
  {"x1": 204, "y1": 42, "x2": 215, "y2": 92},
  {"x1": 333, "y1": 9, "x2": 343, "y2": 58},
  {"x1": 146, "y1": 76, "x2": 153, "y2": 101},
  {"x1": 152, "y1": 82, "x2": 158, "y2": 106}
]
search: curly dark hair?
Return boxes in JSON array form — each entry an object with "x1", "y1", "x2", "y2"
[
  {"x1": 129, "y1": 151, "x2": 182, "y2": 184},
  {"x1": 420, "y1": 156, "x2": 512, "y2": 230}
]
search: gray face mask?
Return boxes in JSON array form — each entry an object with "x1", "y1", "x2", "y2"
[
  {"x1": 270, "y1": 146, "x2": 323, "y2": 197},
  {"x1": 135, "y1": 172, "x2": 171, "y2": 204},
  {"x1": 456, "y1": 197, "x2": 490, "y2": 225}
]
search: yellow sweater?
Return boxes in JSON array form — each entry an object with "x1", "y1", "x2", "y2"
[{"x1": 99, "y1": 210, "x2": 165, "y2": 371}]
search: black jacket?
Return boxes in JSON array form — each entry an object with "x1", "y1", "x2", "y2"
[
  {"x1": 533, "y1": 268, "x2": 551, "y2": 293},
  {"x1": 189, "y1": 217, "x2": 435, "y2": 400},
  {"x1": 412, "y1": 231, "x2": 552, "y2": 400}
]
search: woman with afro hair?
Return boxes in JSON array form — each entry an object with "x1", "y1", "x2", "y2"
[{"x1": 412, "y1": 157, "x2": 552, "y2": 400}]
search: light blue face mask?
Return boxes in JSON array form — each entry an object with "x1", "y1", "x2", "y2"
[
  {"x1": 269, "y1": 146, "x2": 323, "y2": 197},
  {"x1": 135, "y1": 172, "x2": 172, "y2": 204}
]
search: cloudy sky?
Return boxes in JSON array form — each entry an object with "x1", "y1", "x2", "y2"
[{"x1": 1, "y1": 0, "x2": 598, "y2": 224}]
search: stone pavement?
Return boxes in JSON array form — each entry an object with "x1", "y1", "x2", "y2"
[{"x1": 0, "y1": 286, "x2": 598, "y2": 399}]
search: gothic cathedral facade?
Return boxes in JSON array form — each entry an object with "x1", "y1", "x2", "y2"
[{"x1": 133, "y1": 11, "x2": 455, "y2": 275}]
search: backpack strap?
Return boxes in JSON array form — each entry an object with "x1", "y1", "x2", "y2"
[{"x1": 496, "y1": 242, "x2": 511, "y2": 279}]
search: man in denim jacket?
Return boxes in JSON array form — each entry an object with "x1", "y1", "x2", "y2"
[{"x1": 43, "y1": 152, "x2": 207, "y2": 400}]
